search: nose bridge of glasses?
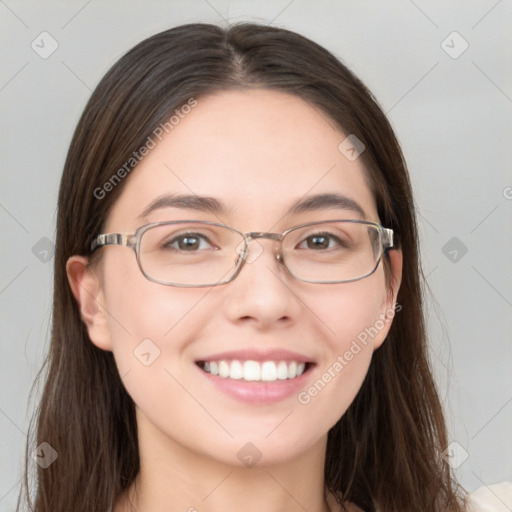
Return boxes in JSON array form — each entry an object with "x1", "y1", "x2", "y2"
[
  {"x1": 246, "y1": 232, "x2": 283, "y2": 242},
  {"x1": 236, "y1": 232, "x2": 284, "y2": 264}
]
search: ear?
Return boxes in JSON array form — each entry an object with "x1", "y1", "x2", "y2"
[
  {"x1": 373, "y1": 249, "x2": 403, "y2": 351},
  {"x1": 66, "y1": 255, "x2": 113, "y2": 351},
  {"x1": 385, "y1": 248, "x2": 402, "y2": 309}
]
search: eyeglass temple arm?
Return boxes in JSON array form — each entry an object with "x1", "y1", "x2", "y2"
[
  {"x1": 382, "y1": 228, "x2": 394, "y2": 249},
  {"x1": 91, "y1": 233, "x2": 134, "y2": 252}
]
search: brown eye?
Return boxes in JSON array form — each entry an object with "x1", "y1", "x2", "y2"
[
  {"x1": 165, "y1": 233, "x2": 212, "y2": 251},
  {"x1": 306, "y1": 235, "x2": 330, "y2": 249},
  {"x1": 298, "y1": 232, "x2": 346, "y2": 250}
]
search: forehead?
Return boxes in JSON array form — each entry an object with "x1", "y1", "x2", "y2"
[{"x1": 106, "y1": 89, "x2": 378, "y2": 230}]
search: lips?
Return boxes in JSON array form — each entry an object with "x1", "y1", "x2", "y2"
[{"x1": 195, "y1": 352, "x2": 316, "y2": 404}]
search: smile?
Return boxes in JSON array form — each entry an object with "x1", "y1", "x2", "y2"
[{"x1": 197, "y1": 360, "x2": 310, "y2": 382}]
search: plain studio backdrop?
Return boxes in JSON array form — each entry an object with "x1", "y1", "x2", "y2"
[{"x1": 0, "y1": 0, "x2": 511, "y2": 509}]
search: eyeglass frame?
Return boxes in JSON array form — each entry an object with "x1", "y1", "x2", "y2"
[{"x1": 90, "y1": 219, "x2": 394, "y2": 287}]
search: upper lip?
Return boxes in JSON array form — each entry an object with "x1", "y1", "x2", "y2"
[{"x1": 195, "y1": 348, "x2": 315, "y2": 364}]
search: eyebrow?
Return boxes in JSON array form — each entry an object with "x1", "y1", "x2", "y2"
[
  {"x1": 287, "y1": 193, "x2": 366, "y2": 219},
  {"x1": 138, "y1": 192, "x2": 366, "y2": 220},
  {"x1": 138, "y1": 194, "x2": 226, "y2": 220}
]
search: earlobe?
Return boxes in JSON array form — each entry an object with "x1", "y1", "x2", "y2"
[
  {"x1": 66, "y1": 255, "x2": 113, "y2": 351},
  {"x1": 373, "y1": 249, "x2": 403, "y2": 351}
]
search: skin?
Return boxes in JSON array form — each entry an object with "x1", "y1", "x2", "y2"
[{"x1": 67, "y1": 89, "x2": 402, "y2": 512}]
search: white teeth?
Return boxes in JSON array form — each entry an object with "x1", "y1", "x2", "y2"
[
  {"x1": 229, "y1": 360, "x2": 244, "y2": 379},
  {"x1": 209, "y1": 361, "x2": 219, "y2": 376},
  {"x1": 243, "y1": 360, "x2": 261, "y2": 381},
  {"x1": 200, "y1": 359, "x2": 308, "y2": 382},
  {"x1": 288, "y1": 361, "x2": 297, "y2": 379},
  {"x1": 277, "y1": 361, "x2": 288, "y2": 380},
  {"x1": 261, "y1": 361, "x2": 277, "y2": 381},
  {"x1": 218, "y1": 360, "x2": 230, "y2": 378}
]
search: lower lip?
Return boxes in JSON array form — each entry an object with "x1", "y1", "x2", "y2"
[{"x1": 196, "y1": 364, "x2": 314, "y2": 405}]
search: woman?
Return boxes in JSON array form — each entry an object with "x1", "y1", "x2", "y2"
[{"x1": 20, "y1": 22, "x2": 485, "y2": 511}]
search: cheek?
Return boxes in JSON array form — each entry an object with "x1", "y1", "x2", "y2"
[
  {"x1": 298, "y1": 272, "x2": 388, "y2": 421},
  {"x1": 99, "y1": 253, "x2": 208, "y2": 372},
  {"x1": 100, "y1": 262, "x2": 218, "y2": 443},
  {"x1": 317, "y1": 270, "x2": 388, "y2": 351}
]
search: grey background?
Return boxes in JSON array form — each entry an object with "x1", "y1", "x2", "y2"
[{"x1": 1, "y1": 0, "x2": 511, "y2": 509}]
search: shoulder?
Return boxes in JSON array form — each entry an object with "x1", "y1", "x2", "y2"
[{"x1": 465, "y1": 481, "x2": 512, "y2": 511}]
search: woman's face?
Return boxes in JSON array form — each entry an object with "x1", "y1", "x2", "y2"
[{"x1": 71, "y1": 89, "x2": 401, "y2": 467}]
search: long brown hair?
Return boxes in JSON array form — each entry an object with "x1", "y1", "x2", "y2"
[{"x1": 20, "y1": 23, "x2": 464, "y2": 511}]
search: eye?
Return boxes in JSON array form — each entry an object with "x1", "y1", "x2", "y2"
[
  {"x1": 297, "y1": 232, "x2": 348, "y2": 250},
  {"x1": 165, "y1": 233, "x2": 213, "y2": 251}
]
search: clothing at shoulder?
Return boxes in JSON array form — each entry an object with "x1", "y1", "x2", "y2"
[
  {"x1": 465, "y1": 481, "x2": 512, "y2": 512},
  {"x1": 326, "y1": 482, "x2": 512, "y2": 511}
]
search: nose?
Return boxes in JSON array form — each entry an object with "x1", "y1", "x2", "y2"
[{"x1": 222, "y1": 238, "x2": 301, "y2": 329}]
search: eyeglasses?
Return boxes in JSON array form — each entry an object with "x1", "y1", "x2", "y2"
[{"x1": 90, "y1": 219, "x2": 394, "y2": 287}]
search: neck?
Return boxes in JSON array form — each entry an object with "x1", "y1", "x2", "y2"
[{"x1": 115, "y1": 409, "x2": 333, "y2": 512}]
